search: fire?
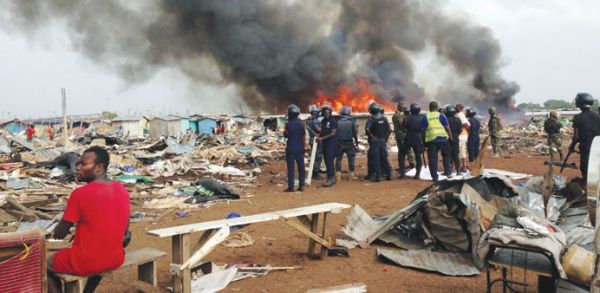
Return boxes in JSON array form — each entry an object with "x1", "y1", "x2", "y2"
[{"x1": 314, "y1": 79, "x2": 396, "y2": 113}]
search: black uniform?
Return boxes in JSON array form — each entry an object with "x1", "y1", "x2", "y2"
[
  {"x1": 366, "y1": 116, "x2": 391, "y2": 180},
  {"x1": 401, "y1": 114, "x2": 424, "y2": 177},
  {"x1": 335, "y1": 116, "x2": 358, "y2": 172},
  {"x1": 448, "y1": 115, "x2": 463, "y2": 173},
  {"x1": 572, "y1": 110, "x2": 600, "y2": 181}
]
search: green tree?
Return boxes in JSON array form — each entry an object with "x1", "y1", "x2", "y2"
[
  {"x1": 516, "y1": 102, "x2": 543, "y2": 110},
  {"x1": 101, "y1": 111, "x2": 118, "y2": 120},
  {"x1": 543, "y1": 99, "x2": 574, "y2": 109}
]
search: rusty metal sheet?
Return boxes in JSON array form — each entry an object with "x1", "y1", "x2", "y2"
[{"x1": 377, "y1": 247, "x2": 480, "y2": 276}]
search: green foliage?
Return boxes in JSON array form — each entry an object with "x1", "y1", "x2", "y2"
[
  {"x1": 516, "y1": 102, "x2": 543, "y2": 110},
  {"x1": 543, "y1": 99, "x2": 574, "y2": 109},
  {"x1": 101, "y1": 111, "x2": 118, "y2": 119}
]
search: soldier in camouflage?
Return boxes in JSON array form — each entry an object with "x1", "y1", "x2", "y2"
[
  {"x1": 488, "y1": 107, "x2": 503, "y2": 158},
  {"x1": 544, "y1": 111, "x2": 563, "y2": 161},
  {"x1": 392, "y1": 102, "x2": 415, "y2": 173}
]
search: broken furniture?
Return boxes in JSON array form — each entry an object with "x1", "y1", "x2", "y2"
[
  {"x1": 147, "y1": 202, "x2": 351, "y2": 293},
  {"x1": 485, "y1": 245, "x2": 558, "y2": 293},
  {"x1": 55, "y1": 247, "x2": 165, "y2": 293},
  {"x1": 0, "y1": 228, "x2": 47, "y2": 292}
]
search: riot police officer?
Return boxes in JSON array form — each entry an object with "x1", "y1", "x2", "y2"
[
  {"x1": 308, "y1": 105, "x2": 324, "y2": 179},
  {"x1": 446, "y1": 105, "x2": 462, "y2": 174},
  {"x1": 317, "y1": 105, "x2": 338, "y2": 187},
  {"x1": 335, "y1": 106, "x2": 358, "y2": 180},
  {"x1": 401, "y1": 103, "x2": 424, "y2": 179},
  {"x1": 366, "y1": 103, "x2": 392, "y2": 182},
  {"x1": 569, "y1": 93, "x2": 600, "y2": 182},
  {"x1": 283, "y1": 104, "x2": 306, "y2": 192}
]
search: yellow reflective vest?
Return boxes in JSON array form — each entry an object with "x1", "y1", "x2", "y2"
[{"x1": 425, "y1": 112, "x2": 448, "y2": 142}]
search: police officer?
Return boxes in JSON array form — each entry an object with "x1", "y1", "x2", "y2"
[
  {"x1": 569, "y1": 93, "x2": 600, "y2": 182},
  {"x1": 422, "y1": 101, "x2": 452, "y2": 182},
  {"x1": 544, "y1": 110, "x2": 563, "y2": 161},
  {"x1": 308, "y1": 105, "x2": 324, "y2": 180},
  {"x1": 392, "y1": 102, "x2": 415, "y2": 174},
  {"x1": 466, "y1": 108, "x2": 481, "y2": 162},
  {"x1": 366, "y1": 103, "x2": 392, "y2": 182},
  {"x1": 283, "y1": 105, "x2": 306, "y2": 192},
  {"x1": 446, "y1": 105, "x2": 462, "y2": 174},
  {"x1": 401, "y1": 103, "x2": 424, "y2": 179},
  {"x1": 335, "y1": 106, "x2": 358, "y2": 180},
  {"x1": 317, "y1": 105, "x2": 338, "y2": 187},
  {"x1": 488, "y1": 107, "x2": 503, "y2": 158}
]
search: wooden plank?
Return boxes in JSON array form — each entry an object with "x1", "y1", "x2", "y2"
[
  {"x1": 282, "y1": 218, "x2": 331, "y2": 249},
  {"x1": 307, "y1": 213, "x2": 319, "y2": 255},
  {"x1": 138, "y1": 261, "x2": 157, "y2": 286},
  {"x1": 296, "y1": 215, "x2": 311, "y2": 227},
  {"x1": 306, "y1": 136, "x2": 318, "y2": 186},
  {"x1": 0, "y1": 208, "x2": 18, "y2": 223},
  {"x1": 122, "y1": 248, "x2": 166, "y2": 268},
  {"x1": 180, "y1": 228, "x2": 229, "y2": 271},
  {"x1": 470, "y1": 135, "x2": 490, "y2": 176},
  {"x1": 172, "y1": 234, "x2": 190, "y2": 293},
  {"x1": 147, "y1": 203, "x2": 351, "y2": 238},
  {"x1": 320, "y1": 212, "x2": 328, "y2": 258},
  {"x1": 5, "y1": 197, "x2": 37, "y2": 220}
]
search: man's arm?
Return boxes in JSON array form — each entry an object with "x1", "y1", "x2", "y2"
[
  {"x1": 53, "y1": 219, "x2": 74, "y2": 239},
  {"x1": 439, "y1": 114, "x2": 453, "y2": 141},
  {"x1": 352, "y1": 122, "x2": 359, "y2": 146}
]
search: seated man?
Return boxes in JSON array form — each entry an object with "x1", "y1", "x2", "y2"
[{"x1": 48, "y1": 146, "x2": 130, "y2": 293}]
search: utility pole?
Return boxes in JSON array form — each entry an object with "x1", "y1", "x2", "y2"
[{"x1": 61, "y1": 88, "x2": 68, "y2": 146}]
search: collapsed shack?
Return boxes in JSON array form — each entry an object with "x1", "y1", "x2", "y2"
[{"x1": 344, "y1": 172, "x2": 594, "y2": 289}]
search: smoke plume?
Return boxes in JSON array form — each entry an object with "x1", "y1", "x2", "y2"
[{"x1": 1, "y1": 0, "x2": 519, "y2": 112}]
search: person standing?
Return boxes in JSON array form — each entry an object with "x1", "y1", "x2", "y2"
[
  {"x1": 401, "y1": 103, "x2": 424, "y2": 179},
  {"x1": 335, "y1": 106, "x2": 358, "y2": 180},
  {"x1": 366, "y1": 103, "x2": 392, "y2": 182},
  {"x1": 544, "y1": 111, "x2": 563, "y2": 161},
  {"x1": 317, "y1": 105, "x2": 338, "y2": 187},
  {"x1": 455, "y1": 104, "x2": 470, "y2": 172},
  {"x1": 26, "y1": 124, "x2": 36, "y2": 142},
  {"x1": 283, "y1": 105, "x2": 306, "y2": 192},
  {"x1": 466, "y1": 108, "x2": 481, "y2": 162},
  {"x1": 569, "y1": 93, "x2": 600, "y2": 182},
  {"x1": 446, "y1": 105, "x2": 462, "y2": 175},
  {"x1": 422, "y1": 101, "x2": 452, "y2": 182},
  {"x1": 488, "y1": 107, "x2": 503, "y2": 158},
  {"x1": 47, "y1": 146, "x2": 130, "y2": 293},
  {"x1": 392, "y1": 102, "x2": 415, "y2": 174},
  {"x1": 47, "y1": 125, "x2": 55, "y2": 141},
  {"x1": 307, "y1": 105, "x2": 324, "y2": 180}
]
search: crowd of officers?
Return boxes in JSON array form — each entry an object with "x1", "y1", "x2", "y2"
[{"x1": 283, "y1": 92, "x2": 600, "y2": 192}]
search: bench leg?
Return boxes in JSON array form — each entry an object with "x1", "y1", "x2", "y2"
[
  {"x1": 64, "y1": 279, "x2": 84, "y2": 293},
  {"x1": 320, "y1": 212, "x2": 328, "y2": 258},
  {"x1": 172, "y1": 233, "x2": 191, "y2": 293},
  {"x1": 138, "y1": 260, "x2": 157, "y2": 286},
  {"x1": 308, "y1": 213, "x2": 319, "y2": 256}
]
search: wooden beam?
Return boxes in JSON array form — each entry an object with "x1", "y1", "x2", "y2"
[
  {"x1": 320, "y1": 212, "x2": 328, "y2": 258},
  {"x1": 470, "y1": 135, "x2": 490, "y2": 176},
  {"x1": 147, "y1": 203, "x2": 350, "y2": 238},
  {"x1": 172, "y1": 233, "x2": 191, "y2": 293},
  {"x1": 5, "y1": 197, "x2": 37, "y2": 221},
  {"x1": 307, "y1": 213, "x2": 319, "y2": 255},
  {"x1": 282, "y1": 218, "x2": 331, "y2": 249},
  {"x1": 180, "y1": 227, "x2": 229, "y2": 271}
]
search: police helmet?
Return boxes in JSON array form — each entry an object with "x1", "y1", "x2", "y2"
[
  {"x1": 376, "y1": 104, "x2": 385, "y2": 114},
  {"x1": 410, "y1": 103, "x2": 421, "y2": 114},
  {"x1": 445, "y1": 105, "x2": 457, "y2": 116},
  {"x1": 368, "y1": 102, "x2": 379, "y2": 115},
  {"x1": 287, "y1": 104, "x2": 300, "y2": 119},
  {"x1": 466, "y1": 107, "x2": 476, "y2": 118},
  {"x1": 309, "y1": 104, "x2": 321, "y2": 115},
  {"x1": 575, "y1": 93, "x2": 594, "y2": 109},
  {"x1": 340, "y1": 106, "x2": 352, "y2": 116}
]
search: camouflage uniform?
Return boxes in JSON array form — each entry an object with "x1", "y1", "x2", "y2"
[
  {"x1": 392, "y1": 109, "x2": 415, "y2": 170},
  {"x1": 488, "y1": 110, "x2": 502, "y2": 157},
  {"x1": 544, "y1": 115, "x2": 563, "y2": 161}
]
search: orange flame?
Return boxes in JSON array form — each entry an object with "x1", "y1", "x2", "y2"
[{"x1": 314, "y1": 79, "x2": 395, "y2": 113}]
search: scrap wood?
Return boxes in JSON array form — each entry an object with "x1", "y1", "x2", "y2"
[
  {"x1": 5, "y1": 196, "x2": 38, "y2": 221},
  {"x1": 470, "y1": 136, "x2": 490, "y2": 176},
  {"x1": 306, "y1": 282, "x2": 367, "y2": 293}
]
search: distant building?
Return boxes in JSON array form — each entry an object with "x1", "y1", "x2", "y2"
[
  {"x1": 0, "y1": 119, "x2": 27, "y2": 135},
  {"x1": 111, "y1": 116, "x2": 149, "y2": 138},
  {"x1": 148, "y1": 115, "x2": 184, "y2": 138}
]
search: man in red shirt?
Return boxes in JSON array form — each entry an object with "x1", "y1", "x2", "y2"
[
  {"x1": 26, "y1": 124, "x2": 35, "y2": 142},
  {"x1": 47, "y1": 146, "x2": 130, "y2": 293}
]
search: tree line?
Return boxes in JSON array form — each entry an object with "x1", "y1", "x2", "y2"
[{"x1": 517, "y1": 98, "x2": 600, "y2": 111}]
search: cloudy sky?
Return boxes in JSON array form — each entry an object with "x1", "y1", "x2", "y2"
[{"x1": 1, "y1": 0, "x2": 599, "y2": 119}]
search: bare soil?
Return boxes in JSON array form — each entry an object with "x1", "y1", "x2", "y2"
[{"x1": 97, "y1": 149, "x2": 581, "y2": 293}]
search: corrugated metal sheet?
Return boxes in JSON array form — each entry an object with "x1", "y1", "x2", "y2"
[{"x1": 377, "y1": 247, "x2": 480, "y2": 276}]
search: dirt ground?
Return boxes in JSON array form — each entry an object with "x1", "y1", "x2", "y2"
[{"x1": 97, "y1": 149, "x2": 582, "y2": 293}]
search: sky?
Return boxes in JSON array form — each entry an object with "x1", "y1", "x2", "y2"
[{"x1": 1, "y1": 0, "x2": 599, "y2": 119}]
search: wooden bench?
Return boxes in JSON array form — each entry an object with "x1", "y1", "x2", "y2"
[
  {"x1": 147, "y1": 202, "x2": 351, "y2": 293},
  {"x1": 56, "y1": 247, "x2": 166, "y2": 293}
]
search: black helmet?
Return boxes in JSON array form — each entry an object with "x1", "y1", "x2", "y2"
[
  {"x1": 575, "y1": 93, "x2": 594, "y2": 109},
  {"x1": 466, "y1": 107, "x2": 476, "y2": 118},
  {"x1": 445, "y1": 105, "x2": 456, "y2": 116},
  {"x1": 340, "y1": 106, "x2": 352, "y2": 116},
  {"x1": 376, "y1": 104, "x2": 384, "y2": 114},
  {"x1": 410, "y1": 103, "x2": 421, "y2": 114},
  {"x1": 321, "y1": 104, "x2": 332, "y2": 116},
  {"x1": 368, "y1": 102, "x2": 379, "y2": 115},
  {"x1": 287, "y1": 104, "x2": 300, "y2": 119}
]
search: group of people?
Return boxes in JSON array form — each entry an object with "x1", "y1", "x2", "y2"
[{"x1": 25, "y1": 124, "x2": 56, "y2": 141}]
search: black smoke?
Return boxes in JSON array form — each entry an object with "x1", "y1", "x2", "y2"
[{"x1": 1, "y1": 0, "x2": 519, "y2": 112}]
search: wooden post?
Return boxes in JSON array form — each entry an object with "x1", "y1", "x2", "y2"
[
  {"x1": 320, "y1": 212, "x2": 328, "y2": 258},
  {"x1": 138, "y1": 261, "x2": 157, "y2": 286},
  {"x1": 308, "y1": 213, "x2": 319, "y2": 256},
  {"x1": 61, "y1": 88, "x2": 68, "y2": 146},
  {"x1": 172, "y1": 233, "x2": 191, "y2": 293}
]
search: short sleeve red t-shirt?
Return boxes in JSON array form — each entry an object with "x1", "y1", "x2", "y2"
[{"x1": 53, "y1": 181, "x2": 130, "y2": 275}]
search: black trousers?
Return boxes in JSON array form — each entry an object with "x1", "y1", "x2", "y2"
[{"x1": 426, "y1": 140, "x2": 451, "y2": 181}]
